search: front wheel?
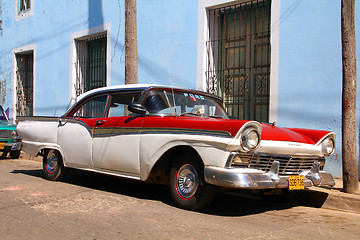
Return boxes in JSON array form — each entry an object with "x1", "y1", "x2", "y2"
[
  {"x1": 10, "y1": 150, "x2": 21, "y2": 159},
  {"x1": 43, "y1": 149, "x2": 68, "y2": 181},
  {"x1": 169, "y1": 154, "x2": 215, "y2": 210}
]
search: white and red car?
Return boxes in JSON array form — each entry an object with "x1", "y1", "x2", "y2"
[{"x1": 17, "y1": 85, "x2": 336, "y2": 210}]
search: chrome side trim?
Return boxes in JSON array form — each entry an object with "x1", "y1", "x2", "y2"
[
  {"x1": 17, "y1": 116, "x2": 59, "y2": 122},
  {"x1": 64, "y1": 164, "x2": 141, "y2": 180},
  {"x1": 93, "y1": 127, "x2": 232, "y2": 138}
]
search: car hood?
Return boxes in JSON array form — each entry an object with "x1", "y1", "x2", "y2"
[
  {"x1": 143, "y1": 116, "x2": 331, "y2": 146},
  {"x1": 260, "y1": 123, "x2": 319, "y2": 145},
  {"x1": 0, "y1": 120, "x2": 16, "y2": 131}
]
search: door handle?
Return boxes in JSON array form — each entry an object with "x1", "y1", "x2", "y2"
[{"x1": 95, "y1": 120, "x2": 106, "y2": 126}]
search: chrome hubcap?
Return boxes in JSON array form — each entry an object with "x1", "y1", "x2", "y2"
[
  {"x1": 46, "y1": 150, "x2": 58, "y2": 173},
  {"x1": 176, "y1": 164, "x2": 199, "y2": 199}
]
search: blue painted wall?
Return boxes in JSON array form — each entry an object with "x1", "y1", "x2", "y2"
[
  {"x1": 278, "y1": 0, "x2": 360, "y2": 177},
  {"x1": 1, "y1": 0, "x2": 359, "y2": 177},
  {"x1": 138, "y1": 0, "x2": 198, "y2": 88},
  {"x1": 0, "y1": 0, "x2": 198, "y2": 116}
]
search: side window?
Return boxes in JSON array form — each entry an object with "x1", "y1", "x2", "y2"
[
  {"x1": 108, "y1": 92, "x2": 141, "y2": 117},
  {"x1": 142, "y1": 90, "x2": 177, "y2": 115},
  {"x1": 74, "y1": 95, "x2": 108, "y2": 118}
]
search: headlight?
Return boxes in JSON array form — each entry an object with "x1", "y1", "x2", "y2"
[
  {"x1": 321, "y1": 137, "x2": 335, "y2": 156},
  {"x1": 241, "y1": 128, "x2": 260, "y2": 151}
]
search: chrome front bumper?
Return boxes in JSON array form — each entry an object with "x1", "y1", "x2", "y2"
[{"x1": 204, "y1": 161, "x2": 335, "y2": 189}]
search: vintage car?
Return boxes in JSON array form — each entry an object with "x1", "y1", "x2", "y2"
[
  {"x1": 17, "y1": 85, "x2": 336, "y2": 210},
  {"x1": 0, "y1": 105, "x2": 22, "y2": 159}
]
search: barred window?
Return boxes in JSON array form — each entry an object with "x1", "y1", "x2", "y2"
[
  {"x1": 206, "y1": 0, "x2": 271, "y2": 122},
  {"x1": 15, "y1": 52, "x2": 34, "y2": 116},
  {"x1": 18, "y1": 0, "x2": 31, "y2": 13},
  {"x1": 74, "y1": 33, "x2": 107, "y2": 96}
]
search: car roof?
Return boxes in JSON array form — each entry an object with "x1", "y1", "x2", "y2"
[
  {"x1": 75, "y1": 84, "x2": 163, "y2": 102},
  {"x1": 75, "y1": 84, "x2": 220, "y2": 102},
  {"x1": 64, "y1": 84, "x2": 223, "y2": 117}
]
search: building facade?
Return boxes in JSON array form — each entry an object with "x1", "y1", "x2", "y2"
[{"x1": 0, "y1": 0, "x2": 359, "y2": 177}]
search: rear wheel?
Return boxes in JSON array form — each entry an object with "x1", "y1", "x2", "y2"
[
  {"x1": 169, "y1": 154, "x2": 215, "y2": 210},
  {"x1": 43, "y1": 149, "x2": 68, "y2": 181}
]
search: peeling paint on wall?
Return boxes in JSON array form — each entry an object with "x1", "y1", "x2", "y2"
[{"x1": 0, "y1": 1, "x2": 3, "y2": 37}]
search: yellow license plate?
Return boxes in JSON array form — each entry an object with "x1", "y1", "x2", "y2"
[
  {"x1": 289, "y1": 175, "x2": 305, "y2": 190},
  {"x1": 0, "y1": 142, "x2": 4, "y2": 149}
]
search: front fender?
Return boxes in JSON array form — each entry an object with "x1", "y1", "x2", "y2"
[{"x1": 139, "y1": 134, "x2": 233, "y2": 180}]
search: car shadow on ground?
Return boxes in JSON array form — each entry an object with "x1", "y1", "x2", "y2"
[
  {"x1": 11, "y1": 168, "x2": 329, "y2": 217},
  {"x1": 11, "y1": 168, "x2": 43, "y2": 178},
  {"x1": 202, "y1": 189, "x2": 329, "y2": 216}
]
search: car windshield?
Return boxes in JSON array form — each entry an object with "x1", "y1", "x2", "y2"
[
  {"x1": 142, "y1": 89, "x2": 228, "y2": 119},
  {"x1": 0, "y1": 106, "x2": 8, "y2": 122}
]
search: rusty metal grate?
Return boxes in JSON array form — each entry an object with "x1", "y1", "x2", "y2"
[{"x1": 206, "y1": 0, "x2": 271, "y2": 122}]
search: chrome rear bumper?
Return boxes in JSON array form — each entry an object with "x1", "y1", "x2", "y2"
[
  {"x1": 204, "y1": 161, "x2": 335, "y2": 189},
  {"x1": 1, "y1": 141, "x2": 22, "y2": 151}
]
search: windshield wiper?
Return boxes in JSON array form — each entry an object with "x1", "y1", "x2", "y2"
[
  {"x1": 208, "y1": 115, "x2": 222, "y2": 119},
  {"x1": 179, "y1": 112, "x2": 200, "y2": 117}
]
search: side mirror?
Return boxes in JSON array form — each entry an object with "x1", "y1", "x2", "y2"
[
  {"x1": 5, "y1": 108, "x2": 10, "y2": 119},
  {"x1": 128, "y1": 103, "x2": 146, "y2": 115}
]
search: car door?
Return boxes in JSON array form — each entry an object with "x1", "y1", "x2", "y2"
[
  {"x1": 92, "y1": 91, "x2": 143, "y2": 177},
  {"x1": 57, "y1": 94, "x2": 108, "y2": 168}
]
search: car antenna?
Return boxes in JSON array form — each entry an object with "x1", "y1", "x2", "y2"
[{"x1": 168, "y1": 68, "x2": 177, "y2": 115}]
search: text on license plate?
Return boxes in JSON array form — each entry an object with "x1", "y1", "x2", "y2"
[
  {"x1": 0, "y1": 142, "x2": 4, "y2": 149},
  {"x1": 289, "y1": 175, "x2": 305, "y2": 190}
]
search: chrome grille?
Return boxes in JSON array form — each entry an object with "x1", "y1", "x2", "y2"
[
  {"x1": 232, "y1": 154, "x2": 324, "y2": 175},
  {"x1": 0, "y1": 130, "x2": 12, "y2": 139}
]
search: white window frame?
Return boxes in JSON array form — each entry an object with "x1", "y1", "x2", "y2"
[
  {"x1": 69, "y1": 23, "x2": 112, "y2": 102},
  {"x1": 196, "y1": 0, "x2": 280, "y2": 122},
  {"x1": 12, "y1": 44, "x2": 36, "y2": 120},
  {"x1": 15, "y1": 0, "x2": 34, "y2": 21}
]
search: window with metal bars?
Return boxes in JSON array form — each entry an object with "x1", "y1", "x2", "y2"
[
  {"x1": 75, "y1": 34, "x2": 107, "y2": 96},
  {"x1": 206, "y1": 0, "x2": 271, "y2": 122},
  {"x1": 18, "y1": 0, "x2": 31, "y2": 13},
  {"x1": 15, "y1": 52, "x2": 33, "y2": 116}
]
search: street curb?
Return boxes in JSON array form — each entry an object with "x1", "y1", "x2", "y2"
[{"x1": 288, "y1": 179, "x2": 360, "y2": 214}]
